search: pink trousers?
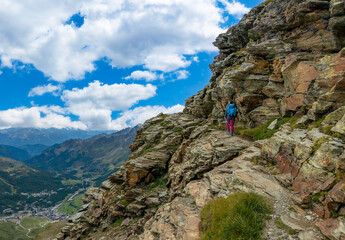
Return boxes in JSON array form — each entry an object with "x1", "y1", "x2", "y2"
[{"x1": 226, "y1": 119, "x2": 235, "y2": 132}]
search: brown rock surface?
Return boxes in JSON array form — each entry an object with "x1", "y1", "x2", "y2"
[{"x1": 56, "y1": 0, "x2": 345, "y2": 239}]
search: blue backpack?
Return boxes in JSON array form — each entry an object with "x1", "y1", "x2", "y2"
[{"x1": 226, "y1": 104, "x2": 237, "y2": 118}]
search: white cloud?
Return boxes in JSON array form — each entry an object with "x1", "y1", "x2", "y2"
[
  {"x1": 0, "y1": 106, "x2": 86, "y2": 129},
  {"x1": 175, "y1": 70, "x2": 190, "y2": 80},
  {"x1": 61, "y1": 80, "x2": 157, "y2": 129},
  {"x1": 125, "y1": 70, "x2": 160, "y2": 82},
  {"x1": 144, "y1": 53, "x2": 192, "y2": 72},
  {"x1": 110, "y1": 104, "x2": 184, "y2": 130},
  {"x1": 0, "y1": 0, "x2": 251, "y2": 130},
  {"x1": 62, "y1": 81, "x2": 157, "y2": 112},
  {"x1": 1, "y1": 55, "x2": 13, "y2": 68},
  {"x1": 28, "y1": 83, "x2": 63, "y2": 97},
  {"x1": 0, "y1": 0, "x2": 242, "y2": 82},
  {"x1": 219, "y1": 0, "x2": 250, "y2": 19},
  {"x1": 0, "y1": 80, "x2": 183, "y2": 130}
]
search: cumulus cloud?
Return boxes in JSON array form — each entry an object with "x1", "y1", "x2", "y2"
[
  {"x1": 0, "y1": 103, "x2": 184, "y2": 130},
  {"x1": 219, "y1": 0, "x2": 250, "y2": 19},
  {"x1": 111, "y1": 104, "x2": 184, "y2": 130},
  {"x1": 0, "y1": 79, "x2": 183, "y2": 130},
  {"x1": 175, "y1": 70, "x2": 190, "y2": 80},
  {"x1": 28, "y1": 83, "x2": 63, "y2": 97},
  {"x1": 193, "y1": 56, "x2": 199, "y2": 62},
  {"x1": 0, "y1": 106, "x2": 86, "y2": 129},
  {"x1": 1, "y1": 55, "x2": 13, "y2": 68},
  {"x1": 62, "y1": 81, "x2": 157, "y2": 111},
  {"x1": 0, "y1": 0, "x2": 251, "y2": 130},
  {"x1": 125, "y1": 70, "x2": 161, "y2": 82},
  {"x1": 0, "y1": 0, "x2": 252, "y2": 82},
  {"x1": 61, "y1": 81, "x2": 157, "y2": 129}
]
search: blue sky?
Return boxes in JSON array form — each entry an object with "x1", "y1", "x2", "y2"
[{"x1": 0, "y1": 0, "x2": 263, "y2": 130}]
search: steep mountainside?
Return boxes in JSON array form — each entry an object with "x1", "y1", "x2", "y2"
[
  {"x1": 0, "y1": 128, "x2": 112, "y2": 147},
  {"x1": 0, "y1": 156, "x2": 78, "y2": 213},
  {"x1": 57, "y1": 0, "x2": 345, "y2": 239},
  {"x1": 26, "y1": 126, "x2": 139, "y2": 183},
  {"x1": 18, "y1": 144, "x2": 49, "y2": 157},
  {"x1": 0, "y1": 144, "x2": 31, "y2": 161}
]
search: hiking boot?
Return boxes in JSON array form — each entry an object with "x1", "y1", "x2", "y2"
[{"x1": 231, "y1": 131, "x2": 233, "y2": 136}]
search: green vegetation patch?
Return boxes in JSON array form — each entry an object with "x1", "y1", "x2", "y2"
[
  {"x1": 0, "y1": 221, "x2": 29, "y2": 240},
  {"x1": 0, "y1": 217, "x2": 50, "y2": 240},
  {"x1": 310, "y1": 136, "x2": 330, "y2": 155},
  {"x1": 112, "y1": 217, "x2": 125, "y2": 227},
  {"x1": 36, "y1": 220, "x2": 68, "y2": 240},
  {"x1": 166, "y1": 145, "x2": 179, "y2": 151},
  {"x1": 61, "y1": 179, "x2": 83, "y2": 185},
  {"x1": 148, "y1": 176, "x2": 168, "y2": 189},
  {"x1": 58, "y1": 193, "x2": 84, "y2": 215},
  {"x1": 173, "y1": 127, "x2": 183, "y2": 132},
  {"x1": 200, "y1": 192, "x2": 273, "y2": 240},
  {"x1": 274, "y1": 217, "x2": 299, "y2": 235},
  {"x1": 238, "y1": 117, "x2": 297, "y2": 141},
  {"x1": 21, "y1": 217, "x2": 48, "y2": 229},
  {"x1": 261, "y1": 0, "x2": 275, "y2": 6},
  {"x1": 308, "y1": 117, "x2": 325, "y2": 130}
]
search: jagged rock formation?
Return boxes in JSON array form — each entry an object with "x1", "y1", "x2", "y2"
[
  {"x1": 56, "y1": 0, "x2": 345, "y2": 239},
  {"x1": 186, "y1": 0, "x2": 345, "y2": 127}
]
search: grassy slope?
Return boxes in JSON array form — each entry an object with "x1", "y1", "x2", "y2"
[
  {"x1": 0, "y1": 217, "x2": 49, "y2": 240},
  {"x1": 0, "y1": 221, "x2": 28, "y2": 240},
  {"x1": 58, "y1": 193, "x2": 84, "y2": 215},
  {"x1": 36, "y1": 220, "x2": 68, "y2": 240}
]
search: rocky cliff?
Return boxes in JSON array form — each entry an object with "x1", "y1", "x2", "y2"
[{"x1": 56, "y1": 0, "x2": 345, "y2": 239}]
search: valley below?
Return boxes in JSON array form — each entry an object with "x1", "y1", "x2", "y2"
[
  {"x1": 0, "y1": 188, "x2": 85, "y2": 240},
  {"x1": 0, "y1": 126, "x2": 138, "y2": 239}
]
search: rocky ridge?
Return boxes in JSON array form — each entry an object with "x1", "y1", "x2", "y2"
[{"x1": 56, "y1": 0, "x2": 345, "y2": 239}]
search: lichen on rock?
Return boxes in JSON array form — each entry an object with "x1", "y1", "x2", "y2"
[{"x1": 56, "y1": 0, "x2": 345, "y2": 239}]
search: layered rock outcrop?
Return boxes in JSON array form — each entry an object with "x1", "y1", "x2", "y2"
[
  {"x1": 185, "y1": 0, "x2": 345, "y2": 127},
  {"x1": 56, "y1": 0, "x2": 345, "y2": 239}
]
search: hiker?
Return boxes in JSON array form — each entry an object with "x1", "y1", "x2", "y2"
[{"x1": 224, "y1": 101, "x2": 237, "y2": 136}]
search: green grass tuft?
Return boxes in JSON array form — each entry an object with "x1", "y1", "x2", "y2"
[
  {"x1": 238, "y1": 117, "x2": 297, "y2": 141},
  {"x1": 200, "y1": 192, "x2": 273, "y2": 240},
  {"x1": 112, "y1": 217, "x2": 125, "y2": 227},
  {"x1": 166, "y1": 145, "x2": 179, "y2": 151},
  {"x1": 274, "y1": 217, "x2": 299, "y2": 235},
  {"x1": 148, "y1": 176, "x2": 168, "y2": 190},
  {"x1": 173, "y1": 127, "x2": 183, "y2": 132},
  {"x1": 310, "y1": 136, "x2": 330, "y2": 155}
]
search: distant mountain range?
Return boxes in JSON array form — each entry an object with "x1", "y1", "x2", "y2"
[
  {"x1": 0, "y1": 128, "x2": 114, "y2": 147},
  {"x1": 0, "y1": 144, "x2": 31, "y2": 161},
  {"x1": 0, "y1": 144, "x2": 50, "y2": 162},
  {"x1": 26, "y1": 126, "x2": 139, "y2": 185},
  {"x1": 0, "y1": 156, "x2": 80, "y2": 213},
  {"x1": 18, "y1": 144, "x2": 49, "y2": 157},
  {"x1": 0, "y1": 126, "x2": 138, "y2": 213}
]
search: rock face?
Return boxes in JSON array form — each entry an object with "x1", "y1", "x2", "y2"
[
  {"x1": 57, "y1": 0, "x2": 345, "y2": 239},
  {"x1": 185, "y1": 0, "x2": 345, "y2": 127}
]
